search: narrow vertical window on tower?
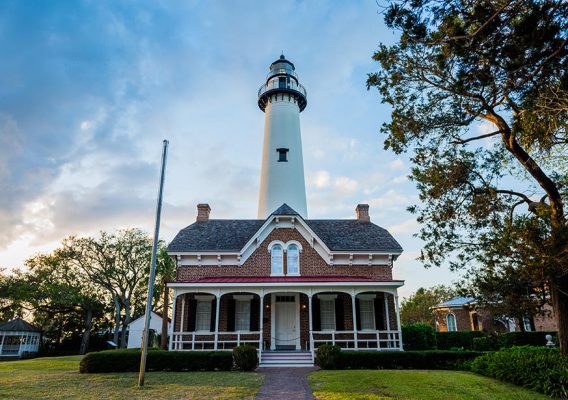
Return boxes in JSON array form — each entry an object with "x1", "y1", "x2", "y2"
[
  {"x1": 271, "y1": 245, "x2": 283, "y2": 275},
  {"x1": 287, "y1": 244, "x2": 299, "y2": 275},
  {"x1": 276, "y1": 148, "x2": 289, "y2": 162}
]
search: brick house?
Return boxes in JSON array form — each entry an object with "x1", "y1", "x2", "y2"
[
  {"x1": 433, "y1": 296, "x2": 558, "y2": 334},
  {"x1": 167, "y1": 203, "x2": 404, "y2": 365},
  {"x1": 166, "y1": 55, "x2": 405, "y2": 366}
]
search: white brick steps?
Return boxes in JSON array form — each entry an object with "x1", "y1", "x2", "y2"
[{"x1": 259, "y1": 351, "x2": 314, "y2": 367}]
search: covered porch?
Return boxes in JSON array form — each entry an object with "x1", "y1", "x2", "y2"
[{"x1": 168, "y1": 278, "x2": 403, "y2": 362}]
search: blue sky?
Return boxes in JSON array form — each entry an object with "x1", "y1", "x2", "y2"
[{"x1": 0, "y1": 0, "x2": 465, "y2": 298}]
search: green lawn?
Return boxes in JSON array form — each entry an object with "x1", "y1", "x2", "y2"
[
  {"x1": 0, "y1": 355, "x2": 263, "y2": 400},
  {"x1": 308, "y1": 370, "x2": 551, "y2": 400}
]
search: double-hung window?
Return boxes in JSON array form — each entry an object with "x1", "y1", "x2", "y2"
[
  {"x1": 271, "y1": 244, "x2": 283, "y2": 275},
  {"x1": 196, "y1": 299, "x2": 212, "y2": 331},
  {"x1": 446, "y1": 313, "x2": 457, "y2": 332},
  {"x1": 287, "y1": 244, "x2": 299, "y2": 275},
  {"x1": 320, "y1": 298, "x2": 336, "y2": 330},
  {"x1": 359, "y1": 298, "x2": 375, "y2": 330},
  {"x1": 235, "y1": 300, "x2": 251, "y2": 331}
]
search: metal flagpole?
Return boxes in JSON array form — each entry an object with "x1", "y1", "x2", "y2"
[{"x1": 138, "y1": 139, "x2": 169, "y2": 387}]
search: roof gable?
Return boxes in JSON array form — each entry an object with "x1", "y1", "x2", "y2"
[{"x1": 0, "y1": 318, "x2": 41, "y2": 332}]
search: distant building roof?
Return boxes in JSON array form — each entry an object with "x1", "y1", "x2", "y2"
[
  {"x1": 436, "y1": 296, "x2": 477, "y2": 308},
  {"x1": 0, "y1": 318, "x2": 41, "y2": 332},
  {"x1": 168, "y1": 204, "x2": 403, "y2": 253}
]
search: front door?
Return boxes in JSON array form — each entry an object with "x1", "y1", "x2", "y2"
[{"x1": 275, "y1": 295, "x2": 297, "y2": 350}]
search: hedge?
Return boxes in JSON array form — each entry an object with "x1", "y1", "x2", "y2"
[
  {"x1": 232, "y1": 345, "x2": 258, "y2": 371},
  {"x1": 471, "y1": 346, "x2": 567, "y2": 398},
  {"x1": 473, "y1": 331, "x2": 558, "y2": 351},
  {"x1": 315, "y1": 346, "x2": 483, "y2": 370},
  {"x1": 401, "y1": 324, "x2": 436, "y2": 350},
  {"x1": 79, "y1": 349, "x2": 233, "y2": 373},
  {"x1": 435, "y1": 331, "x2": 484, "y2": 350}
]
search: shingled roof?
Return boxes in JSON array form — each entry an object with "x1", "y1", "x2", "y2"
[
  {"x1": 168, "y1": 205, "x2": 403, "y2": 253},
  {"x1": 0, "y1": 318, "x2": 41, "y2": 332}
]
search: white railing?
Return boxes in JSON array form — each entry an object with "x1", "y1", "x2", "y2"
[
  {"x1": 310, "y1": 330, "x2": 402, "y2": 351},
  {"x1": 171, "y1": 331, "x2": 261, "y2": 351}
]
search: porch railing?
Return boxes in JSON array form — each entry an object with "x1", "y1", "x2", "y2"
[
  {"x1": 171, "y1": 331, "x2": 261, "y2": 351},
  {"x1": 310, "y1": 330, "x2": 402, "y2": 351}
]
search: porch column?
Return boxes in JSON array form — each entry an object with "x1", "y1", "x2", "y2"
[
  {"x1": 0, "y1": 333, "x2": 4, "y2": 355},
  {"x1": 259, "y1": 291, "x2": 264, "y2": 353},
  {"x1": 351, "y1": 290, "x2": 358, "y2": 350},
  {"x1": 308, "y1": 294, "x2": 313, "y2": 357},
  {"x1": 168, "y1": 291, "x2": 178, "y2": 351},
  {"x1": 178, "y1": 295, "x2": 186, "y2": 350},
  {"x1": 214, "y1": 293, "x2": 221, "y2": 350},
  {"x1": 394, "y1": 294, "x2": 403, "y2": 350},
  {"x1": 384, "y1": 294, "x2": 391, "y2": 348}
]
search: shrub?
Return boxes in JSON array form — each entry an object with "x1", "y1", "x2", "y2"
[
  {"x1": 472, "y1": 331, "x2": 558, "y2": 351},
  {"x1": 402, "y1": 323, "x2": 436, "y2": 350},
  {"x1": 232, "y1": 345, "x2": 258, "y2": 371},
  {"x1": 315, "y1": 344, "x2": 342, "y2": 369},
  {"x1": 316, "y1": 350, "x2": 483, "y2": 370},
  {"x1": 436, "y1": 331, "x2": 484, "y2": 350},
  {"x1": 80, "y1": 349, "x2": 232, "y2": 373},
  {"x1": 471, "y1": 346, "x2": 567, "y2": 398}
]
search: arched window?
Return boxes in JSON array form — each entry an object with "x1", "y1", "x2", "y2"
[
  {"x1": 287, "y1": 244, "x2": 300, "y2": 275},
  {"x1": 271, "y1": 245, "x2": 283, "y2": 275},
  {"x1": 446, "y1": 313, "x2": 457, "y2": 332}
]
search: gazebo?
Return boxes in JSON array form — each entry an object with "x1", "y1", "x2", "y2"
[{"x1": 0, "y1": 318, "x2": 41, "y2": 358}]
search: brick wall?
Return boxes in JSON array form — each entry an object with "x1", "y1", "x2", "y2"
[{"x1": 176, "y1": 228, "x2": 393, "y2": 281}]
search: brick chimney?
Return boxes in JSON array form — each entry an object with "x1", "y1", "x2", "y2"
[
  {"x1": 356, "y1": 204, "x2": 370, "y2": 222},
  {"x1": 196, "y1": 203, "x2": 211, "y2": 222}
]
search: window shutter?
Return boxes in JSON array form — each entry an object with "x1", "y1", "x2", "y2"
[
  {"x1": 335, "y1": 297, "x2": 345, "y2": 331},
  {"x1": 210, "y1": 298, "x2": 217, "y2": 332},
  {"x1": 355, "y1": 298, "x2": 361, "y2": 331},
  {"x1": 374, "y1": 296, "x2": 385, "y2": 330},
  {"x1": 312, "y1": 297, "x2": 321, "y2": 331},
  {"x1": 227, "y1": 299, "x2": 236, "y2": 331},
  {"x1": 187, "y1": 298, "x2": 197, "y2": 332},
  {"x1": 250, "y1": 298, "x2": 260, "y2": 331}
]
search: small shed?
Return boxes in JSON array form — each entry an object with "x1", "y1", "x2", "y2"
[
  {"x1": 0, "y1": 318, "x2": 41, "y2": 357},
  {"x1": 127, "y1": 311, "x2": 170, "y2": 348}
]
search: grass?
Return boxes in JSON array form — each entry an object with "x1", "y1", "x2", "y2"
[
  {"x1": 308, "y1": 370, "x2": 552, "y2": 400},
  {"x1": 0, "y1": 355, "x2": 263, "y2": 399}
]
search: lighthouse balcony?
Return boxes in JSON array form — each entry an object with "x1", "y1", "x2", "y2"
[{"x1": 258, "y1": 80, "x2": 307, "y2": 112}]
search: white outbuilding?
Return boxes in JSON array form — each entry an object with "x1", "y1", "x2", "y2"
[
  {"x1": 0, "y1": 318, "x2": 41, "y2": 358},
  {"x1": 127, "y1": 311, "x2": 169, "y2": 349}
]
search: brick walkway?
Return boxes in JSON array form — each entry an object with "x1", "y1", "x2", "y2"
[{"x1": 255, "y1": 367, "x2": 316, "y2": 400}]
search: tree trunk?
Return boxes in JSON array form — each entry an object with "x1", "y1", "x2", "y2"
[
  {"x1": 160, "y1": 278, "x2": 169, "y2": 350},
  {"x1": 551, "y1": 275, "x2": 568, "y2": 355},
  {"x1": 120, "y1": 301, "x2": 131, "y2": 348},
  {"x1": 79, "y1": 308, "x2": 93, "y2": 355},
  {"x1": 113, "y1": 296, "x2": 121, "y2": 347}
]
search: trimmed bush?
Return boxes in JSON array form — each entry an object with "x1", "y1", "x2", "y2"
[
  {"x1": 80, "y1": 349, "x2": 232, "y2": 373},
  {"x1": 471, "y1": 346, "x2": 567, "y2": 398},
  {"x1": 435, "y1": 331, "x2": 484, "y2": 350},
  {"x1": 315, "y1": 344, "x2": 341, "y2": 370},
  {"x1": 402, "y1": 323, "x2": 436, "y2": 350},
  {"x1": 473, "y1": 331, "x2": 557, "y2": 351},
  {"x1": 232, "y1": 345, "x2": 258, "y2": 371},
  {"x1": 314, "y1": 350, "x2": 483, "y2": 370}
]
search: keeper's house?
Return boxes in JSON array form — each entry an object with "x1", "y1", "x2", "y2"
[{"x1": 167, "y1": 56, "x2": 404, "y2": 366}]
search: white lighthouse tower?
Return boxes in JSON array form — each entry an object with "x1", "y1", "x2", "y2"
[{"x1": 257, "y1": 55, "x2": 308, "y2": 218}]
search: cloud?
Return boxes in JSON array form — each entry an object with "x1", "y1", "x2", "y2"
[
  {"x1": 388, "y1": 218, "x2": 420, "y2": 235},
  {"x1": 388, "y1": 158, "x2": 405, "y2": 170}
]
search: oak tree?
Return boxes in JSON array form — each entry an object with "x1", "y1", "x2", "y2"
[{"x1": 369, "y1": 0, "x2": 568, "y2": 352}]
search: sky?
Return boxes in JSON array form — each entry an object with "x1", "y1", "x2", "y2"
[{"x1": 0, "y1": 0, "x2": 466, "y2": 298}]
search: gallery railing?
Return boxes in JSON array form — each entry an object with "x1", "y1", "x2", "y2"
[
  {"x1": 310, "y1": 329, "x2": 403, "y2": 351},
  {"x1": 170, "y1": 331, "x2": 261, "y2": 351}
]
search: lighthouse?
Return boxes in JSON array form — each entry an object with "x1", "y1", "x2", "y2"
[{"x1": 257, "y1": 55, "x2": 308, "y2": 218}]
